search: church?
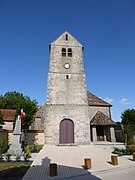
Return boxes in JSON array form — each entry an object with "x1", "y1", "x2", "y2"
[
  {"x1": 34, "y1": 31, "x2": 116, "y2": 145},
  {"x1": 1, "y1": 31, "x2": 116, "y2": 145}
]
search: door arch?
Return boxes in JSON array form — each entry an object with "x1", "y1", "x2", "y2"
[{"x1": 60, "y1": 119, "x2": 74, "y2": 144}]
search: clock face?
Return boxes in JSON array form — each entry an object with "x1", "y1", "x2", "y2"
[{"x1": 64, "y1": 63, "x2": 70, "y2": 69}]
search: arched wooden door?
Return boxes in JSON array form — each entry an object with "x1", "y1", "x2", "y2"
[{"x1": 60, "y1": 119, "x2": 74, "y2": 144}]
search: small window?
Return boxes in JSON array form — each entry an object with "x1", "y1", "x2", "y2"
[
  {"x1": 66, "y1": 34, "x2": 68, "y2": 41},
  {"x1": 66, "y1": 75, "x2": 69, "y2": 79},
  {"x1": 62, "y1": 48, "x2": 66, "y2": 56},
  {"x1": 68, "y1": 48, "x2": 72, "y2": 57}
]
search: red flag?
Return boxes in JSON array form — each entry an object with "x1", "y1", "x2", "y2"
[{"x1": 20, "y1": 109, "x2": 25, "y2": 119}]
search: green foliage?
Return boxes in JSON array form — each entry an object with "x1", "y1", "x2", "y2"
[
  {"x1": 112, "y1": 147, "x2": 126, "y2": 156},
  {"x1": 0, "y1": 154, "x2": 4, "y2": 162},
  {"x1": 126, "y1": 145, "x2": 135, "y2": 155},
  {"x1": 0, "y1": 139, "x2": 8, "y2": 155},
  {"x1": 121, "y1": 109, "x2": 135, "y2": 134},
  {"x1": 0, "y1": 91, "x2": 38, "y2": 130},
  {"x1": 0, "y1": 162, "x2": 31, "y2": 178},
  {"x1": 27, "y1": 144, "x2": 43, "y2": 153},
  {"x1": 112, "y1": 146, "x2": 135, "y2": 156},
  {"x1": 0, "y1": 111, "x2": 4, "y2": 125},
  {"x1": 121, "y1": 109, "x2": 135, "y2": 145},
  {"x1": 23, "y1": 145, "x2": 31, "y2": 161}
]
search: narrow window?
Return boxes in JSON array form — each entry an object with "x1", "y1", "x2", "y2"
[
  {"x1": 66, "y1": 75, "x2": 69, "y2": 79},
  {"x1": 68, "y1": 48, "x2": 72, "y2": 57},
  {"x1": 66, "y1": 34, "x2": 68, "y2": 41},
  {"x1": 62, "y1": 48, "x2": 66, "y2": 56}
]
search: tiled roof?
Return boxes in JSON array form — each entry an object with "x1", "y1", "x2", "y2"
[
  {"x1": 87, "y1": 91, "x2": 112, "y2": 107},
  {"x1": 90, "y1": 111, "x2": 116, "y2": 125},
  {"x1": 36, "y1": 106, "x2": 42, "y2": 117},
  {"x1": 0, "y1": 109, "x2": 16, "y2": 121}
]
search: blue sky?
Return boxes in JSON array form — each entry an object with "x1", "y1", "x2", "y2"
[{"x1": 0, "y1": 0, "x2": 135, "y2": 121}]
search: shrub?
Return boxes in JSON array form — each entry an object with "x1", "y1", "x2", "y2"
[
  {"x1": 0, "y1": 139, "x2": 8, "y2": 155},
  {"x1": 112, "y1": 147, "x2": 126, "y2": 156},
  {"x1": 23, "y1": 145, "x2": 31, "y2": 161},
  {"x1": 25, "y1": 145, "x2": 43, "y2": 153},
  {"x1": 126, "y1": 145, "x2": 135, "y2": 155}
]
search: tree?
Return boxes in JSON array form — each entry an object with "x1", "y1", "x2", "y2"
[
  {"x1": 121, "y1": 109, "x2": 135, "y2": 145},
  {"x1": 0, "y1": 111, "x2": 4, "y2": 126},
  {"x1": 0, "y1": 91, "x2": 38, "y2": 130}
]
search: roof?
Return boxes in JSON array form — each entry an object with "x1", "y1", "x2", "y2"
[
  {"x1": 87, "y1": 91, "x2": 112, "y2": 107},
  {"x1": 35, "y1": 106, "x2": 42, "y2": 117},
  {"x1": 0, "y1": 109, "x2": 16, "y2": 121},
  {"x1": 51, "y1": 31, "x2": 83, "y2": 47},
  {"x1": 90, "y1": 111, "x2": 116, "y2": 125}
]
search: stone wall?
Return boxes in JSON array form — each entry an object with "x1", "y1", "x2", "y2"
[
  {"x1": 30, "y1": 117, "x2": 44, "y2": 130},
  {"x1": 45, "y1": 31, "x2": 90, "y2": 145},
  {"x1": 44, "y1": 104, "x2": 90, "y2": 145},
  {"x1": 89, "y1": 106, "x2": 111, "y2": 121},
  {"x1": 24, "y1": 131, "x2": 44, "y2": 145},
  {"x1": 8, "y1": 130, "x2": 44, "y2": 145},
  {"x1": 3, "y1": 121, "x2": 13, "y2": 131}
]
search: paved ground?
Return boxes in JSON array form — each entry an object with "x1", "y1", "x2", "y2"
[
  {"x1": 22, "y1": 143, "x2": 135, "y2": 180},
  {"x1": 94, "y1": 165, "x2": 135, "y2": 180}
]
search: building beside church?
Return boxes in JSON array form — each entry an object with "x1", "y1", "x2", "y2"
[{"x1": 1, "y1": 31, "x2": 116, "y2": 145}]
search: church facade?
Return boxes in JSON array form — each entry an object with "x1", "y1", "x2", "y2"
[
  {"x1": 41, "y1": 31, "x2": 116, "y2": 145},
  {"x1": 1, "y1": 31, "x2": 116, "y2": 145}
]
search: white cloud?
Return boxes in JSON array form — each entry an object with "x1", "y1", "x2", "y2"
[
  {"x1": 119, "y1": 98, "x2": 132, "y2": 105},
  {"x1": 104, "y1": 97, "x2": 114, "y2": 104}
]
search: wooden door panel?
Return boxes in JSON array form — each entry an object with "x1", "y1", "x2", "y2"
[{"x1": 60, "y1": 119, "x2": 74, "y2": 144}]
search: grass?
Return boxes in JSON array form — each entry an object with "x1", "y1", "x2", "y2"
[{"x1": 0, "y1": 162, "x2": 31, "y2": 179}]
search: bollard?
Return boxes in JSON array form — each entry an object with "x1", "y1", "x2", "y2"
[
  {"x1": 132, "y1": 152, "x2": 135, "y2": 161},
  {"x1": 84, "y1": 158, "x2": 92, "y2": 169},
  {"x1": 49, "y1": 163, "x2": 57, "y2": 177},
  {"x1": 111, "y1": 155, "x2": 118, "y2": 166}
]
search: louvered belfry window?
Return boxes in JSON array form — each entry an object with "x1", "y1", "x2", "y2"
[
  {"x1": 62, "y1": 48, "x2": 66, "y2": 56},
  {"x1": 68, "y1": 48, "x2": 72, "y2": 57}
]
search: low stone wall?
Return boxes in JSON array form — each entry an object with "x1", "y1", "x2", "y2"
[
  {"x1": 7, "y1": 130, "x2": 44, "y2": 145},
  {"x1": 24, "y1": 130, "x2": 44, "y2": 145}
]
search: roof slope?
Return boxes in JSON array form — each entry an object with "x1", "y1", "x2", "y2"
[
  {"x1": 87, "y1": 91, "x2": 112, "y2": 107},
  {"x1": 51, "y1": 31, "x2": 83, "y2": 47},
  {"x1": 90, "y1": 111, "x2": 116, "y2": 125},
  {"x1": 0, "y1": 109, "x2": 16, "y2": 121},
  {"x1": 35, "y1": 106, "x2": 42, "y2": 118}
]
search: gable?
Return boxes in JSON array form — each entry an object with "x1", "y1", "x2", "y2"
[
  {"x1": 87, "y1": 91, "x2": 112, "y2": 107},
  {"x1": 51, "y1": 31, "x2": 83, "y2": 47},
  {"x1": 90, "y1": 111, "x2": 116, "y2": 125}
]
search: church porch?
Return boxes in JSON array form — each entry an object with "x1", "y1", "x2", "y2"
[{"x1": 90, "y1": 111, "x2": 116, "y2": 142}]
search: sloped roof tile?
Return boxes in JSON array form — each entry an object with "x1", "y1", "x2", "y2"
[
  {"x1": 90, "y1": 111, "x2": 116, "y2": 125},
  {"x1": 0, "y1": 109, "x2": 16, "y2": 121},
  {"x1": 87, "y1": 91, "x2": 112, "y2": 107}
]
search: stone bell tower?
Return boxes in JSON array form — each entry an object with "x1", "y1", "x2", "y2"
[{"x1": 44, "y1": 31, "x2": 91, "y2": 145}]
